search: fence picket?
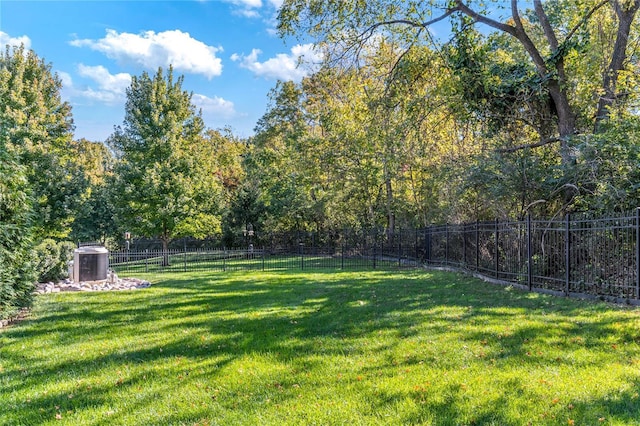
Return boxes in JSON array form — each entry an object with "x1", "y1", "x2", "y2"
[
  {"x1": 527, "y1": 215, "x2": 532, "y2": 291},
  {"x1": 636, "y1": 208, "x2": 640, "y2": 300},
  {"x1": 565, "y1": 214, "x2": 570, "y2": 296}
]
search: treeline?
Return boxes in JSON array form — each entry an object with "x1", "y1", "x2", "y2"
[
  {"x1": 268, "y1": 0, "x2": 640, "y2": 227},
  {"x1": 3, "y1": 1, "x2": 640, "y2": 317}
]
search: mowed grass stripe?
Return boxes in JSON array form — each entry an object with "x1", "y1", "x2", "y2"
[{"x1": 1, "y1": 269, "x2": 640, "y2": 425}]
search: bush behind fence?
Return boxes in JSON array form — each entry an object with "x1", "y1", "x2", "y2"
[{"x1": 109, "y1": 209, "x2": 640, "y2": 303}]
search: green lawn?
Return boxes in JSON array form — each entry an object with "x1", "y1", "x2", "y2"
[{"x1": 2, "y1": 269, "x2": 640, "y2": 425}]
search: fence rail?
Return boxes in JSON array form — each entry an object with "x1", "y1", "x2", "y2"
[{"x1": 107, "y1": 209, "x2": 640, "y2": 304}]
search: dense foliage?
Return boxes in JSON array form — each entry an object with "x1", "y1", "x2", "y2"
[
  {"x1": 33, "y1": 239, "x2": 75, "y2": 283},
  {"x1": 268, "y1": 0, "x2": 640, "y2": 224},
  {"x1": 0, "y1": 149, "x2": 36, "y2": 319},
  {"x1": 0, "y1": 45, "x2": 78, "y2": 240},
  {"x1": 0, "y1": 45, "x2": 73, "y2": 318}
]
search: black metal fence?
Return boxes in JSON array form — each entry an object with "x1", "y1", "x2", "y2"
[
  {"x1": 422, "y1": 210, "x2": 640, "y2": 303},
  {"x1": 109, "y1": 228, "x2": 426, "y2": 275},
  {"x1": 108, "y1": 209, "x2": 640, "y2": 303},
  {"x1": 109, "y1": 242, "x2": 408, "y2": 275}
]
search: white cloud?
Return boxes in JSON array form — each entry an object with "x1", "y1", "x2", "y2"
[
  {"x1": 266, "y1": 0, "x2": 283, "y2": 8},
  {"x1": 223, "y1": 0, "x2": 261, "y2": 17},
  {"x1": 225, "y1": 0, "x2": 262, "y2": 7},
  {"x1": 70, "y1": 29, "x2": 223, "y2": 79},
  {"x1": 220, "y1": 0, "x2": 285, "y2": 20},
  {"x1": 58, "y1": 71, "x2": 73, "y2": 88},
  {"x1": 61, "y1": 65, "x2": 131, "y2": 104},
  {"x1": 78, "y1": 64, "x2": 131, "y2": 95},
  {"x1": 0, "y1": 31, "x2": 31, "y2": 49},
  {"x1": 236, "y1": 8, "x2": 261, "y2": 18},
  {"x1": 192, "y1": 93, "x2": 237, "y2": 118},
  {"x1": 231, "y1": 43, "x2": 323, "y2": 82}
]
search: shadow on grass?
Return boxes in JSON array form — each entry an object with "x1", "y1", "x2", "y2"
[{"x1": 2, "y1": 269, "x2": 640, "y2": 424}]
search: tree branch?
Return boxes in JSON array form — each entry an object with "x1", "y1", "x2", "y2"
[
  {"x1": 454, "y1": 0, "x2": 517, "y2": 36},
  {"x1": 510, "y1": 0, "x2": 526, "y2": 33},
  {"x1": 358, "y1": 7, "x2": 460, "y2": 39},
  {"x1": 455, "y1": 0, "x2": 548, "y2": 75},
  {"x1": 563, "y1": 0, "x2": 609, "y2": 45},
  {"x1": 534, "y1": 0, "x2": 559, "y2": 51},
  {"x1": 496, "y1": 137, "x2": 562, "y2": 153},
  {"x1": 595, "y1": 0, "x2": 640, "y2": 130}
]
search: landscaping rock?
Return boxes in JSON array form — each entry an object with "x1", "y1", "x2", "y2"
[{"x1": 35, "y1": 276, "x2": 151, "y2": 294}]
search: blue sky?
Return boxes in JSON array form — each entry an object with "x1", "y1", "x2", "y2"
[{"x1": 0, "y1": 0, "x2": 320, "y2": 141}]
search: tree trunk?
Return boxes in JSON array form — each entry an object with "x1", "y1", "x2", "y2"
[
  {"x1": 161, "y1": 236, "x2": 170, "y2": 267},
  {"x1": 457, "y1": 0, "x2": 577, "y2": 163},
  {"x1": 595, "y1": 0, "x2": 640, "y2": 132},
  {"x1": 384, "y1": 164, "x2": 395, "y2": 241},
  {"x1": 547, "y1": 80, "x2": 576, "y2": 164}
]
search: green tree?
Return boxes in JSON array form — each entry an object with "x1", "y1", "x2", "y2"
[
  {"x1": 300, "y1": 41, "x2": 480, "y2": 228},
  {"x1": 69, "y1": 139, "x2": 118, "y2": 245},
  {"x1": 570, "y1": 118, "x2": 640, "y2": 212},
  {"x1": 250, "y1": 42, "x2": 482, "y2": 231},
  {"x1": 251, "y1": 80, "x2": 324, "y2": 231},
  {"x1": 200, "y1": 128, "x2": 246, "y2": 201},
  {"x1": 109, "y1": 67, "x2": 223, "y2": 260},
  {"x1": 0, "y1": 44, "x2": 77, "y2": 239},
  {"x1": 197, "y1": 128, "x2": 264, "y2": 245},
  {"x1": 0, "y1": 43, "x2": 81, "y2": 316}
]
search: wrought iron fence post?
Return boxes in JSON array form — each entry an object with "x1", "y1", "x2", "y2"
[
  {"x1": 145, "y1": 249, "x2": 148, "y2": 273},
  {"x1": 527, "y1": 214, "x2": 532, "y2": 291},
  {"x1": 445, "y1": 224, "x2": 449, "y2": 265},
  {"x1": 475, "y1": 220, "x2": 479, "y2": 271},
  {"x1": 565, "y1": 214, "x2": 571, "y2": 296},
  {"x1": 262, "y1": 246, "x2": 265, "y2": 271},
  {"x1": 373, "y1": 232, "x2": 377, "y2": 269},
  {"x1": 463, "y1": 224, "x2": 467, "y2": 267},
  {"x1": 341, "y1": 241, "x2": 345, "y2": 270},
  {"x1": 636, "y1": 208, "x2": 640, "y2": 300},
  {"x1": 398, "y1": 229, "x2": 402, "y2": 268},
  {"x1": 495, "y1": 218, "x2": 499, "y2": 278},
  {"x1": 425, "y1": 227, "x2": 430, "y2": 264},
  {"x1": 223, "y1": 248, "x2": 226, "y2": 272},
  {"x1": 300, "y1": 243, "x2": 304, "y2": 270}
]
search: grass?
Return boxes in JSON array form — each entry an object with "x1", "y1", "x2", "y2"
[{"x1": 1, "y1": 269, "x2": 640, "y2": 425}]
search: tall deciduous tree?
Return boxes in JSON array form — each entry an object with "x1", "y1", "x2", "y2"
[
  {"x1": 252, "y1": 80, "x2": 325, "y2": 231},
  {"x1": 109, "y1": 67, "x2": 223, "y2": 259},
  {"x1": 1, "y1": 43, "x2": 79, "y2": 316},
  {"x1": 0, "y1": 44, "x2": 77, "y2": 239},
  {"x1": 69, "y1": 139, "x2": 118, "y2": 244}
]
